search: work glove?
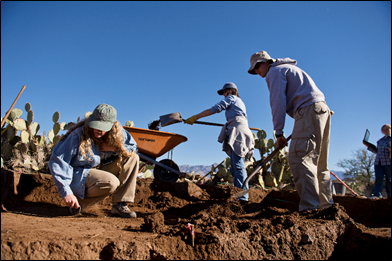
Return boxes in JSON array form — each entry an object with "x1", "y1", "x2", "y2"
[{"x1": 184, "y1": 115, "x2": 198, "y2": 125}]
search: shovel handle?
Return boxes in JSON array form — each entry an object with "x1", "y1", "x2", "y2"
[{"x1": 193, "y1": 120, "x2": 260, "y2": 131}]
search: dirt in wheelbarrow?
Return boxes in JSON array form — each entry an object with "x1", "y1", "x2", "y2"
[{"x1": 1, "y1": 169, "x2": 391, "y2": 260}]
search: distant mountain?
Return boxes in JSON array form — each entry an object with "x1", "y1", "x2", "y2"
[{"x1": 179, "y1": 164, "x2": 219, "y2": 175}]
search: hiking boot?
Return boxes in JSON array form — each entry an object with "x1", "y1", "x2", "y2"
[{"x1": 111, "y1": 202, "x2": 137, "y2": 218}]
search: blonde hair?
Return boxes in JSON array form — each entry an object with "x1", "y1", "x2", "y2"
[
  {"x1": 60, "y1": 117, "x2": 135, "y2": 174},
  {"x1": 382, "y1": 124, "x2": 391, "y2": 130}
]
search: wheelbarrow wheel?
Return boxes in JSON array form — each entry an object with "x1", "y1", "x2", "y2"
[{"x1": 154, "y1": 159, "x2": 180, "y2": 183}]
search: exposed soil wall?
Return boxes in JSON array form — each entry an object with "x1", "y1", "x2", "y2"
[{"x1": 1, "y1": 169, "x2": 391, "y2": 260}]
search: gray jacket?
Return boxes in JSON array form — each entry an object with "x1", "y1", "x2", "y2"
[
  {"x1": 218, "y1": 116, "x2": 255, "y2": 159},
  {"x1": 266, "y1": 58, "x2": 325, "y2": 135}
]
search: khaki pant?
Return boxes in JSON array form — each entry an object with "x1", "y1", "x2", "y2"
[
  {"x1": 77, "y1": 154, "x2": 139, "y2": 207},
  {"x1": 288, "y1": 101, "x2": 334, "y2": 212}
]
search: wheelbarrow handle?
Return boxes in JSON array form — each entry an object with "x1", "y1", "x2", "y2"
[{"x1": 193, "y1": 120, "x2": 260, "y2": 131}]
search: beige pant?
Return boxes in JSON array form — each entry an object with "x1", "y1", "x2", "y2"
[
  {"x1": 77, "y1": 153, "x2": 139, "y2": 207},
  {"x1": 288, "y1": 101, "x2": 334, "y2": 212}
]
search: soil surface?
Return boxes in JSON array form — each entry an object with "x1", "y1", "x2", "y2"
[{"x1": 1, "y1": 168, "x2": 391, "y2": 260}]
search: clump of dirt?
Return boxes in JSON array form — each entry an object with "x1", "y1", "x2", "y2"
[
  {"x1": 1, "y1": 168, "x2": 391, "y2": 260},
  {"x1": 141, "y1": 211, "x2": 166, "y2": 233}
]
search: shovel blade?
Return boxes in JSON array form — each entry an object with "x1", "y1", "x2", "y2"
[
  {"x1": 231, "y1": 188, "x2": 253, "y2": 199},
  {"x1": 160, "y1": 112, "x2": 184, "y2": 127}
]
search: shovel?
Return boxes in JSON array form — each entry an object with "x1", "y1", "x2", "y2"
[
  {"x1": 231, "y1": 134, "x2": 292, "y2": 199},
  {"x1": 159, "y1": 112, "x2": 260, "y2": 131}
]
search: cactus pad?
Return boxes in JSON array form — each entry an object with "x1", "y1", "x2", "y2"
[
  {"x1": 52, "y1": 111, "x2": 60, "y2": 123},
  {"x1": 1, "y1": 143, "x2": 13, "y2": 159},
  {"x1": 6, "y1": 126, "x2": 17, "y2": 140},
  {"x1": 53, "y1": 122, "x2": 61, "y2": 135},
  {"x1": 25, "y1": 102, "x2": 31, "y2": 112},
  {"x1": 84, "y1": 111, "x2": 92, "y2": 119},
  {"x1": 125, "y1": 121, "x2": 134, "y2": 127},
  {"x1": 271, "y1": 161, "x2": 283, "y2": 176},
  {"x1": 20, "y1": 130, "x2": 30, "y2": 143},
  {"x1": 27, "y1": 110, "x2": 34, "y2": 125},
  {"x1": 257, "y1": 130, "x2": 267, "y2": 139},
  {"x1": 53, "y1": 135, "x2": 61, "y2": 146},
  {"x1": 8, "y1": 108, "x2": 23, "y2": 121},
  {"x1": 13, "y1": 118, "x2": 27, "y2": 131},
  {"x1": 29, "y1": 122, "x2": 40, "y2": 137},
  {"x1": 48, "y1": 129, "x2": 54, "y2": 143},
  {"x1": 224, "y1": 157, "x2": 231, "y2": 169},
  {"x1": 267, "y1": 138, "x2": 275, "y2": 148}
]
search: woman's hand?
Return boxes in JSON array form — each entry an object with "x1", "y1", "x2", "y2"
[
  {"x1": 63, "y1": 194, "x2": 80, "y2": 209},
  {"x1": 100, "y1": 142, "x2": 117, "y2": 152},
  {"x1": 184, "y1": 115, "x2": 198, "y2": 125}
]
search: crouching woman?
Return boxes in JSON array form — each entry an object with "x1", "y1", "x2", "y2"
[{"x1": 49, "y1": 103, "x2": 139, "y2": 218}]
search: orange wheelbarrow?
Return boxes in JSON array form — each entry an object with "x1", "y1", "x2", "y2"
[{"x1": 123, "y1": 126, "x2": 187, "y2": 182}]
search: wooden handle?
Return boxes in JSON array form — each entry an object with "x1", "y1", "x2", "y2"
[
  {"x1": 330, "y1": 171, "x2": 359, "y2": 196},
  {"x1": 1, "y1": 85, "x2": 26, "y2": 128}
]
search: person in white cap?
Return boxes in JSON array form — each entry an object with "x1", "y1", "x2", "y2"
[
  {"x1": 49, "y1": 103, "x2": 140, "y2": 218},
  {"x1": 184, "y1": 83, "x2": 255, "y2": 202},
  {"x1": 248, "y1": 51, "x2": 334, "y2": 212}
]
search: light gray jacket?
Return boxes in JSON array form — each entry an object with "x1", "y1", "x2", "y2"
[
  {"x1": 218, "y1": 116, "x2": 255, "y2": 159},
  {"x1": 266, "y1": 58, "x2": 325, "y2": 135}
]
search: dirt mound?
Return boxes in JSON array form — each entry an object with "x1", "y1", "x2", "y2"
[{"x1": 1, "y1": 168, "x2": 391, "y2": 260}]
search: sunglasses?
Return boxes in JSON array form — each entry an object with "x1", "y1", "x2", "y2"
[{"x1": 254, "y1": 62, "x2": 263, "y2": 70}]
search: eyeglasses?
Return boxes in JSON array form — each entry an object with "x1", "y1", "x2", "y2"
[{"x1": 254, "y1": 62, "x2": 263, "y2": 70}]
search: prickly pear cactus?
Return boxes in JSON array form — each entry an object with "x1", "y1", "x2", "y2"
[
  {"x1": 50, "y1": 111, "x2": 66, "y2": 147},
  {"x1": 125, "y1": 121, "x2": 134, "y2": 127},
  {"x1": 249, "y1": 129, "x2": 294, "y2": 189},
  {"x1": 1, "y1": 102, "x2": 69, "y2": 174}
]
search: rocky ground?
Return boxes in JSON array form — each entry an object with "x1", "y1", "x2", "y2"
[{"x1": 1, "y1": 168, "x2": 391, "y2": 260}]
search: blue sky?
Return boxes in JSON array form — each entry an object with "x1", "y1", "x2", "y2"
[{"x1": 1, "y1": 1, "x2": 391, "y2": 173}]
